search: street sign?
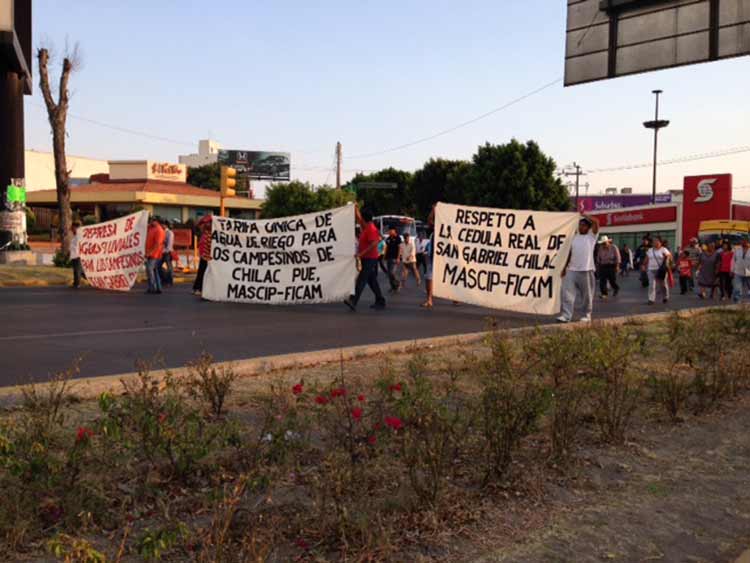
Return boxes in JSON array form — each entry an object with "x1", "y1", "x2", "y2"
[{"x1": 357, "y1": 182, "x2": 398, "y2": 190}]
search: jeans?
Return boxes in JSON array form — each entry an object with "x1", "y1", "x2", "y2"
[
  {"x1": 679, "y1": 275, "x2": 690, "y2": 295},
  {"x1": 598, "y1": 264, "x2": 619, "y2": 296},
  {"x1": 193, "y1": 258, "x2": 208, "y2": 292},
  {"x1": 386, "y1": 258, "x2": 401, "y2": 291},
  {"x1": 559, "y1": 270, "x2": 594, "y2": 321},
  {"x1": 71, "y1": 258, "x2": 83, "y2": 288},
  {"x1": 733, "y1": 275, "x2": 750, "y2": 303},
  {"x1": 351, "y1": 258, "x2": 385, "y2": 307},
  {"x1": 647, "y1": 270, "x2": 669, "y2": 302},
  {"x1": 146, "y1": 258, "x2": 162, "y2": 293},
  {"x1": 159, "y1": 251, "x2": 173, "y2": 286}
]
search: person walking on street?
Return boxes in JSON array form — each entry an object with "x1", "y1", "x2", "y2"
[
  {"x1": 557, "y1": 215, "x2": 600, "y2": 323},
  {"x1": 384, "y1": 229, "x2": 402, "y2": 293},
  {"x1": 642, "y1": 237, "x2": 672, "y2": 304},
  {"x1": 596, "y1": 235, "x2": 620, "y2": 298},
  {"x1": 634, "y1": 236, "x2": 652, "y2": 288},
  {"x1": 145, "y1": 217, "x2": 166, "y2": 294},
  {"x1": 677, "y1": 250, "x2": 693, "y2": 295},
  {"x1": 416, "y1": 232, "x2": 428, "y2": 276},
  {"x1": 192, "y1": 215, "x2": 212, "y2": 296},
  {"x1": 697, "y1": 242, "x2": 720, "y2": 300},
  {"x1": 621, "y1": 244, "x2": 633, "y2": 277},
  {"x1": 732, "y1": 238, "x2": 750, "y2": 303},
  {"x1": 160, "y1": 221, "x2": 175, "y2": 287},
  {"x1": 718, "y1": 241, "x2": 734, "y2": 301},
  {"x1": 400, "y1": 233, "x2": 421, "y2": 287},
  {"x1": 69, "y1": 221, "x2": 83, "y2": 289},
  {"x1": 421, "y1": 206, "x2": 437, "y2": 309},
  {"x1": 685, "y1": 237, "x2": 701, "y2": 292},
  {"x1": 345, "y1": 206, "x2": 386, "y2": 311}
]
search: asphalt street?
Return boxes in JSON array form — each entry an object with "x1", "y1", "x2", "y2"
[{"x1": 0, "y1": 274, "x2": 720, "y2": 386}]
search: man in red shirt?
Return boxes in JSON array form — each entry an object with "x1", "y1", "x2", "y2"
[
  {"x1": 344, "y1": 206, "x2": 386, "y2": 311},
  {"x1": 145, "y1": 216, "x2": 166, "y2": 294}
]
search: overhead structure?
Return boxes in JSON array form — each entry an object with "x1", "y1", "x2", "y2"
[
  {"x1": 0, "y1": 0, "x2": 32, "y2": 200},
  {"x1": 565, "y1": 0, "x2": 750, "y2": 86}
]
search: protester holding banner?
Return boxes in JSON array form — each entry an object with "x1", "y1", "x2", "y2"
[
  {"x1": 192, "y1": 215, "x2": 212, "y2": 296},
  {"x1": 344, "y1": 207, "x2": 386, "y2": 312},
  {"x1": 145, "y1": 217, "x2": 165, "y2": 294},
  {"x1": 558, "y1": 216, "x2": 599, "y2": 323},
  {"x1": 69, "y1": 221, "x2": 83, "y2": 289}
]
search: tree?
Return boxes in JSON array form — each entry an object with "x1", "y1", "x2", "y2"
[
  {"x1": 409, "y1": 158, "x2": 467, "y2": 220},
  {"x1": 187, "y1": 162, "x2": 220, "y2": 191},
  {"x1": 261, "y1": 181, "x2": 356, "y2": 219},
  {"x1": 463, "y1": 140, "x2": 570, "y2": 211},
  {"x1": 38, "y1": 44, "x2": 81, "y2": 255},
  {"x1": 348, "y1": 168, "x2": 414, "y2": 217}
]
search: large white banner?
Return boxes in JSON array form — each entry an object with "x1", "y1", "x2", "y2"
[
  {"x1": 78, "y1": 210, "x2": 148, "y2": 292},
  {"x1": 433, "y1": 202, "x2": 579, "y2": 315},
  {"x1": 203, "y1": 205, "x2": 357, "y2": 305}
]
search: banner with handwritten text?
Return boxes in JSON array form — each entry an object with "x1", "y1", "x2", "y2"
[
  {"x1": 433, "y1": 202, "x2": 579, "y2": 315},
  {"x1": 203, "y1": 206, "x2": 356, "y2": 305}
]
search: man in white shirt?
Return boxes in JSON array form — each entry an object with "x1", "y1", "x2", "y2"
[
  {"x1": 69, "y1": 221, "x2": 83, "y2": 289},
  {"x1": 733, "y1": 238, "x2": 750, "y2": 303},
  {"x1": 160, "y1": 221, "x2": 175, "y2": 287},
  {"x1": 400, "y1": 233, "x2": 421, "y2": 287},
  {"x1": 557, "y1": 216, "x2": 600, "y2": 323}
]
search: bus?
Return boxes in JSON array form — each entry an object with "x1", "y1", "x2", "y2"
[
  {"x1": 698, "y1": 220, "x2": 750, "y2": 247},
  {"x1": 373, "y1": 215, "x2": 417, "y2": 240}
]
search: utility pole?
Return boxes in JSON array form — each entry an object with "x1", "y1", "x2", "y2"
[
  {"x1": 335, "y1": 141, "x2": 342, "y2": 189},
  {"x1": 643, "y1": 89, "x2": 670, "y2": 204},
  {"x1": 563, "y1": 163, "x2": 586, "y2": 212}
]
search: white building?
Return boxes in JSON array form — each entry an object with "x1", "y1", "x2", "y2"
[
  {"x1": 178, "y1": 139, "x2": 222, "y2": 168},
  {"x1": 24, "y1": 149, "x2": 109, "y2": 192}
]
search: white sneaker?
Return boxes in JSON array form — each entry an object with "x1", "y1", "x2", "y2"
[
  {"x1": 579, "y1": 314, "x2": 592, "y2": 323},
  {"x1": 556, "y1": 315, "x2": 570, "y2": 323}
]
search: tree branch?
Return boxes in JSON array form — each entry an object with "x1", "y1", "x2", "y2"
[{"x1": 37, "y1": 48, "x2": 57, "y2": 115}]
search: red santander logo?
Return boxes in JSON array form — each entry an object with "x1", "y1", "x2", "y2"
[{"x1": 694, "y1": 178, "x2": 716, "y2": 203}]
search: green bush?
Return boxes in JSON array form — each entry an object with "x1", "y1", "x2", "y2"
[{"x1": 53, "y1": 249, "x2": 71, "y2": 268}]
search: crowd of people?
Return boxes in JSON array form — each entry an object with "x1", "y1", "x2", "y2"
[{"x1": 67, "y1": 208, "x2": 750, "y2": 320}]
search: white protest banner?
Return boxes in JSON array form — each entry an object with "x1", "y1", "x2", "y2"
[
  {"x1": 203, "y1": 205, "x2": 356, "y2": 305},
  {"x1": 433, "y1": 202, "x2": 579, "y2": 315},
  {"x1": 78, "y1": 210, "x2": 148, "y2": 291}
]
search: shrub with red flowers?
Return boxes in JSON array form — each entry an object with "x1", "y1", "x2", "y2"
[{"x1": 75, "y1": 427, "x2": 94, "y2": 445}]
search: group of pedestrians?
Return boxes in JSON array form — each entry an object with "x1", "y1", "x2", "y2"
[{"x1": 379, "y1": 229, "x2": 423, "y2": 293}]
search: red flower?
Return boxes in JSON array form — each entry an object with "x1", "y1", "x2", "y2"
[
  {"x1": 158, "y1": 412, "x2": 167, "y2": 424},
  {"x1": 388, "y1": 383, "x2": 402, "y2": 393},
  {"x1": 384, "y1": 416, "x2": 403, "y2": 431},
  {"x1": 75, "y1": 427, "x2": 94, "y2": 444},
  {"x1": 315, "y1": 395, "x2": 329, "y2": 405},
  {"x1": 373, "y1": 422, "x2": 382, "y2": 431},
  {"x1": 295, "y1": 538, "x2": 310, "y2": 551},
  {"x1": 351, "y1": 407, "x2": 363, "y2": 422},
  {"x1": 367, "y1": 435, "x2": 377, "y2": 445},
  {"x1": 330, "y1": 387, "x2": 347, "y2": 398},
  {"x1": 292, "y1": 383, "x2": 304, "y2": 395},
  {"x1": 357, "y1": 394, "x2": 366, "y2": 402}
]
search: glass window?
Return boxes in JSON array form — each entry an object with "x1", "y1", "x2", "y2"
[{"x1": 151, "y1": 205, "x2": 183, "y2": 222}]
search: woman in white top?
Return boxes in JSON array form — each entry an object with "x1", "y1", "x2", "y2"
[
  {"x1": 642, "y1": 237, "x2": 672, "y2": 305},
  {"x1": 400, "y1": 233, "x2": 421, "y2": 288}
]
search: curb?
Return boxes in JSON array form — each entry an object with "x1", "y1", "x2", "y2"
[
  {"x1": 0, "y1": 305, "x2": 739, "y2": 407},
  {"x1": 0, "y1": 275, "x2": 196, "y2": 289}
]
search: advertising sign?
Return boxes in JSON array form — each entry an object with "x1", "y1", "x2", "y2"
[
  {"x1": 682, "y1": 174, "x2": 733, "y2": 244},
  {"x1": 432, "y1": 202, "x2": 579, "y2": 315},
  {"x1": 592, "y1": 205, "x2": 677, "y2": 227},
  {"x1": 78, "y1": 211, "x2": 148, "y2": 292},
  {"x1": 576, "y1": 194, "x2": 672, "y2": 213},
  {"x1": 218, "y1": 150, "x2": 291, "y2": 181},
  {"x1": 203, "y1": 205, "x2": 356, "y2": 305}
]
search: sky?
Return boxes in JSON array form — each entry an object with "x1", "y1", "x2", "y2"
[{"x1": 25, "y1": 0, "x2": 750, "y2": 199}]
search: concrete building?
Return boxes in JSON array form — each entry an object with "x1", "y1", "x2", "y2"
[
  {"x1": 178, "y1": 139, "x2": 221, "y2": 168},
  {"x1": 24, "y1": 149, "x2": 109, "y2": 191}
]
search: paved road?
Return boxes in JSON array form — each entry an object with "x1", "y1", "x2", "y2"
[{"x1": 0, "y1": 274, "x2": 719, "y2": 386}]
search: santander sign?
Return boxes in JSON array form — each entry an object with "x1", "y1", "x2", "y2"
[{"x1": 694, "y1": 178, "x2": 716, "y2": 203}]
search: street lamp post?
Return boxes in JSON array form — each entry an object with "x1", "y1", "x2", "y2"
[{"x1": 643, "y1": 89, "x2": 670, "y2": 204}]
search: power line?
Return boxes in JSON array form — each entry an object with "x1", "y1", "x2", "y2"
[
  {"x1": 589, "y1": 145, "x2": 750, "y2": 173},
  {"x1": 347, "y1": 77, "x2": 563, "y2": 159}
]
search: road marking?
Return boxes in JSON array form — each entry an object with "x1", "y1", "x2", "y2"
[{"x1": 0, "y1": 326, "x2": 175, "y2": 342}]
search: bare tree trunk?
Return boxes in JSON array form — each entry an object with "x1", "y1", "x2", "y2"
[{"x1": 38, "y1": 48, "x2": 76, "y2": 256}]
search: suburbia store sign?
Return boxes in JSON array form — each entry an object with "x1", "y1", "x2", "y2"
[{"x1": 592, "y1": 206, "x2": 677, "y2": 227}]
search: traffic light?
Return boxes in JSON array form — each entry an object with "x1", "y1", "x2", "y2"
[{"x1": 220, "y1": 166, "x2": 237, "y2": 197}]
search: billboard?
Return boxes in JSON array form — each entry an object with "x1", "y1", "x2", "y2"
[
  {"x1": 576, "y1": 193, "x2": 672, "y2": 212},
  {"x1": 565, "y1": 0, "x2": 750, "y2": 86},
  {"x1": 682, "y1": 174, "x2": 733, "y2": 243},
  {"x1": 592, "y1": 205, "x2": 678, "y2": 227},
  {"x1": 217, "y1": 150, "x2": 290, "y2": 181}
]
